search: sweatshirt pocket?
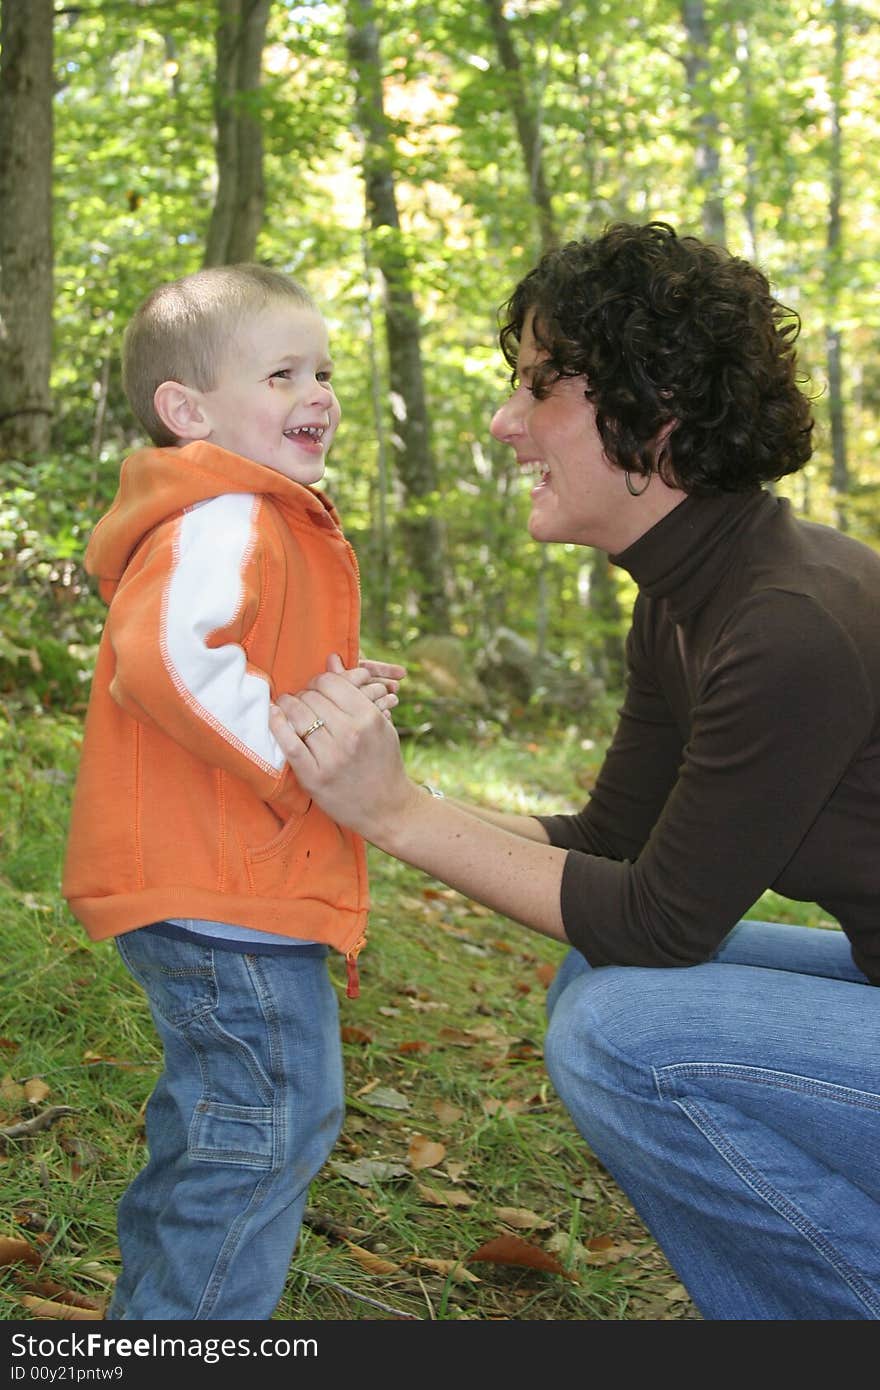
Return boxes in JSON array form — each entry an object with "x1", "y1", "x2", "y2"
[{"x1": 242, "y1": 803, "x2": 312, "y2": 895}]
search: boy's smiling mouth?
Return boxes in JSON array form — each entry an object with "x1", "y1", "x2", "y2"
[{"x1": 285, "y1": 424, "x2": 326, "y2": 441}]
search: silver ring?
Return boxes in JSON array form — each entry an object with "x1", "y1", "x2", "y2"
[{"x1": 300, "y1": 717, "x2": 325, "y2": 742}]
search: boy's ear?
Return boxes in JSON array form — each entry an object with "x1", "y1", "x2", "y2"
[{"x1": 153, "y1": 381, "x2": 212, "y2": 443}]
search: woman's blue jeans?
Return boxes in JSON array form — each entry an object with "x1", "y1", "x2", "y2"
[
  {"x1": 109, "y1": 927, "x2": 343, "y2": 1320},
  {"x1": 544, "y1": 921, "x2": 880, "y2": 1320}
]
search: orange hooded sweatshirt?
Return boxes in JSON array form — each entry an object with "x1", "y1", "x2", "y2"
[{"x1": 63, "y1": 441, "x2": 368, "y2": 968}]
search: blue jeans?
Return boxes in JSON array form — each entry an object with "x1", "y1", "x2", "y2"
[
  {"x1": 544, "y1": 921, "x2": 880, "y2": 1320},
  {"x1": 109, "y1": 927, "x2": 343, "y2": 1320}
]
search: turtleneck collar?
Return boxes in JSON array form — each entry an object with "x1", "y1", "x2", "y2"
[{"x1": 611, "y1": 488, "x2": 774, "y2": 622}]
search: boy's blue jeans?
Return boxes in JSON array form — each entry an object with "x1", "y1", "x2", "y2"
[
  {"x1": 544, "y1": 921, "x2": 880, "y2": 1320},
  {"x1": 109, "y1": 927, "x2": 343, "y2": 1320}
]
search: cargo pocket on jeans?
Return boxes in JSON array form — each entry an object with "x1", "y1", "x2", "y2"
[{"x1": 189, "y1": 1099, "x2": 275, "y2": 1169}]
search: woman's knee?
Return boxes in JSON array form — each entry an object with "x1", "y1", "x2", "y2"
[{"x1": 544, "y1": 965, "x2": 673, "y2": 1112}]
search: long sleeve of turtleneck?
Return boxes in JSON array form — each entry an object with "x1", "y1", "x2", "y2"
[{"x1": 537, "y1": 490, "x2": 880, "y2": 980}]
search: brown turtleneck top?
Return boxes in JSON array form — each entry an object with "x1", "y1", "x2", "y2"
[{"x1": 538, "y1": 488, "x2": 880, "y2": 985}]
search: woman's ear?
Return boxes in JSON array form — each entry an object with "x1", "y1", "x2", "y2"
[
  {"x1": 153, "y1": 381, "x2": 212, "y2": 443},
  {"x1": 651, "y1": 417, "x2": 680, "y2": 487}
]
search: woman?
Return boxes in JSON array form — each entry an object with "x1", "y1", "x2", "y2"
[{"x1": 270, "y1": 222, "x2": 880, "y2": 1321}]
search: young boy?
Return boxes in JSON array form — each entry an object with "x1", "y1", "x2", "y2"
[{"x1": 62, "y1": 264, "x2": 403, "y2": 1320}]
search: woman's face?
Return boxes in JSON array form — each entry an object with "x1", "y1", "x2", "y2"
[{"x1": 490, "y1": 311, "x2": 680, "y2": 553}]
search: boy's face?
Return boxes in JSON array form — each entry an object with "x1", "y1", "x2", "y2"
[{"x1": 197, "y1": 303, "x2": 340, "y2": 485}]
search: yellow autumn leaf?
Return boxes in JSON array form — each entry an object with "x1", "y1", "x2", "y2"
[
  {"x1": 409, "y1": 1257, "x2": 481, "y2": 1284},
  {"x1": 344, "y1": 1241, "x2": 401, "y2": 1276},
  {"x1": 24, "y1": 1078, "x2": 50, "y2": 1105}
]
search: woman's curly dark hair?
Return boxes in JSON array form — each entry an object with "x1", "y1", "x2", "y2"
[{"x1": 498, "y1": 221, "x2": 814, "y2": 494}]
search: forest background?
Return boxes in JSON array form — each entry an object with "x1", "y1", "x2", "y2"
[
  {"x1": 2, "y1": 0, "x2": 879, "y2": 705},
  {"x1": 0, "y1": 0, "x2": 878, "y2": 1324}
]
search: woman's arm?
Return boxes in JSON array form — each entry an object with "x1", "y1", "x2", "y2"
[{"x1": 269, "y1": 679, "x2": 568, "y2": 942}]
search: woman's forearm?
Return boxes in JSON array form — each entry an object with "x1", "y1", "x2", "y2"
[
  {"x1": 374, "y1": 786, "x2": 569, "y2": 942},
  {"x1": 269, "y1": 679, "x2": 569, "y2": 942},
  {"x1": 444, "y1": 798, "x2": 552, "y2": 842}
]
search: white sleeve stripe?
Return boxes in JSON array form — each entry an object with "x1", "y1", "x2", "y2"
[{"x1": 161, "y1": 493, "x2": 286, "y2": 774}]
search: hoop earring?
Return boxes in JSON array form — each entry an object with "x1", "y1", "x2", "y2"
[{"x1": 625, "y1": 469, "x2": 651, "y2": 497}]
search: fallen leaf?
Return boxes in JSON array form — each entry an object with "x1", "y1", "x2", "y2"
[
  {"x1": 71, "y1": 1261, "x2": 118, "y2": 1289},
  {"x1": 574, "y1": 1179, "x2": 600, "y2": 1202},
  {"x1": 344, "y1": 1241, "x2": 401, "y2": 1275},
  {"x1": 407, "y1": 1134, "x2": 446, "y2": 1170},
  {"x1": 331, "y1": 1158, "x2": 410, "y2": 1187},
  {"x1": 468, "y1": 1022, "x2": 508, "y2": 1041},
  {"x1": 0, "y1": 1038, "x2": 19, "y2": 1053},
  {"x1": 482, "y1": 1098, "x2": 526, "y2": 1117},
  {"x1": 409, "y1": 1257, "x2": 481, "y2": 1284},
  {"x1": 582, "y1": 1237, "x2": 641, "y2": 1266},
  {"x1": 417, "y1": 1183, "x2": 475, "y2": 1209},
  {"x1": 437, "y1": 1027, "x2": 480, "y2": 1046},
  {"x1": 17, "y1": 1295, "x2": 102, "y2": 1320},
  {"x1": 663, "y1": 1281, "x2": 692, "y2": 1304},
  {"x1": 535, "y1": 963, "x2": 557, "y2": 988},
  {"x1": 20, "y1": 1276, "x2": 103, "y2": 1311},
  {"x1": 432, "y1": 1100, "x2": 464, "y2": 1125},
  {"x1": 0, "y1": 1236, "x2": 41, "y2": 1269},
  {"x1": 0, "y1": 1073, "x2": 25, "y2": 1105},
  {"x1": 489, "y1": 939, "x2": 514, "y2": 954},
  {"x1": 494, "y1": 1206, "x2": 552, "y2": 1231},
  {"x1": 24, "y1": 1078, "x2": 50, "y2": 1105},
  {"x1": 364, "y1": 1086, "x2": 410, "y2": 1111},
  {"x1": 340, "y1": 1026, "x2": 373, "y2": 1045},
  {"x1": 467, "y1": 1234, "x2": 575, "y2": 1280},
  {"x1": 396, "y1": 1040, "x2": 431, "y2": 1054},
  {"x1": 444, "y1": 1161, "x2": 468, "y2": 1182}
]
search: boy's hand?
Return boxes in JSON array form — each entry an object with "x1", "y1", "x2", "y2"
[
  {"x1": 358, "y1": 655, "x2": 406, "y2": 685},
  {"x1": 326, "y1": 652, "x2": 405, "y2": 717}
]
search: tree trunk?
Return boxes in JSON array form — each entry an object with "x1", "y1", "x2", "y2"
[
  {"x1": 826, "y1": 0, "x2": 849, "y2": 530},
  {"x1": 736, "y1": 19, "x2": 759, "y2": 261},
  {"x1": 203, "y1": 0, "x2": 271, "y2": 267},
  {"x1": 0, "y1": 0, "x2": 54, "y2": 460},
  {"x1": 482, "y1": 0, "x2": 558, "y2": 254},
  {"x1": 486, "y1": 0, "x2": 623, "y2": 681},
  {"x1": 346, "y1": 0, "x2": 449, "y2": 631},
  {"x1": 680, "y1": 0, "x2": 726, "y2": 246}
]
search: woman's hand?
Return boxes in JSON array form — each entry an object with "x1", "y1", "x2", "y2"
[
  {"x1": 269, "y1": 671, "x2": 420, "y2": 841},
  {"x1": 332, "y1": 652, "x2": 405, "y2": 716},
  {"x1": 270, "y1": 665, "x2": 568, "y2": 943}
]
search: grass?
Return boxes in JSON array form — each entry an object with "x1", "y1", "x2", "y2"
[{"x1": 0, "y1": 703, "x2": 832, "y2": 1322}]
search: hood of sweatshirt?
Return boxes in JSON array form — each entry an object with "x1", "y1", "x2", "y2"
[{"x1": 86, "y1": 441, "x2": 343, "y2": 604}]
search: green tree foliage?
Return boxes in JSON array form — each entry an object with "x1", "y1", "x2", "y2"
[{"x1": 1, "y1": 0, "x2": 878, "y2": 708}]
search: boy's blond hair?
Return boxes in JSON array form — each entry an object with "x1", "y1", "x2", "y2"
[{"x1": 122, "y1": 264, "x2": 316, "y2": 446}]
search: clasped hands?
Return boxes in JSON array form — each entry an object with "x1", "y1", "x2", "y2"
[{"x1": 269, "y1": 652, "x2": 417, "y2": 839}]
